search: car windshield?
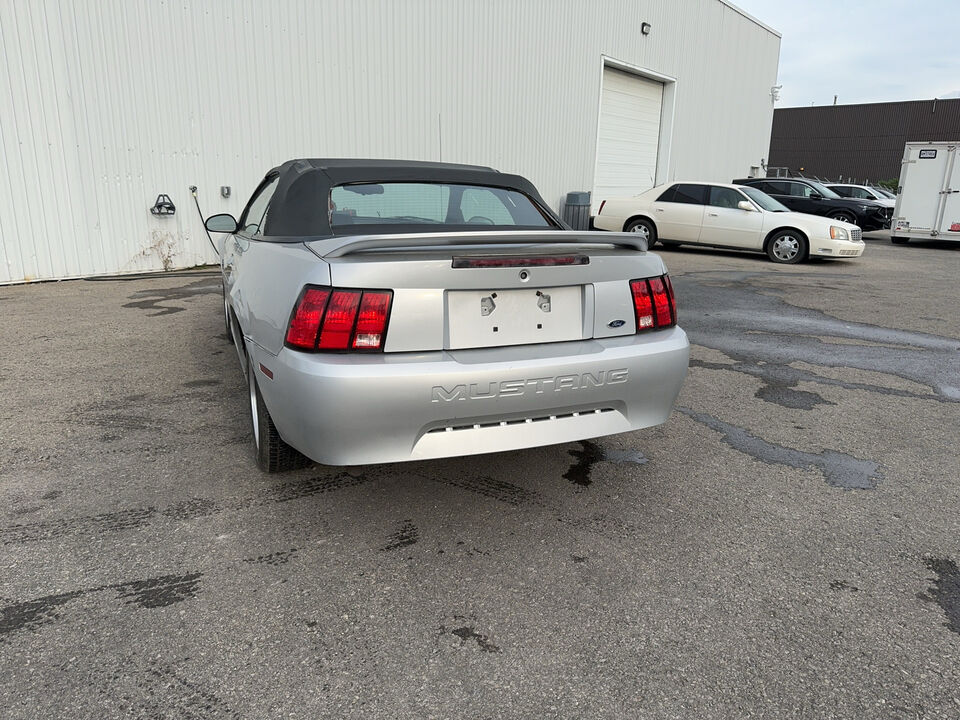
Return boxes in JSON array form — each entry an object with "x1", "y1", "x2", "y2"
[
  {"x1": 328, "y1": 182, "x2": 554, "y2": 230},
  {"x1": 806, "y1": 180, "x2": 841, "y2": 199},
  {"x1": 741, "y1": 185, "x2": 789, "y2": 212},
  {"x1": 872, "y1": 186, "x2": 895, "y2": 199}
]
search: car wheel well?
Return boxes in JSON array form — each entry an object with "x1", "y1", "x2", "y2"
[
  {"x1": 623, "y1": 214, "x2": 657, "y2": 233},
  {"x1": 763, "y1": 226, "x2": 808, "y2": 253}
]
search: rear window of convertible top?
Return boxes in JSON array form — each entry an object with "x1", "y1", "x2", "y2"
[{"x1": 328, "y1": 182, "x2": 553, "y2": 229}]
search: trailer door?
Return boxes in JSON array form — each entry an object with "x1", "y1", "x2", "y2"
[
  {"x1": 938, "y1": 145, "x2": 960, "y2": 236},
  {"x1": 896, "y1": 144, "x2": 950, "y2": 233}
]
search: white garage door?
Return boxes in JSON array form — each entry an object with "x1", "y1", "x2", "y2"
[{"x1": 593, "y1": 67, "x2": 663, "y2": 211}]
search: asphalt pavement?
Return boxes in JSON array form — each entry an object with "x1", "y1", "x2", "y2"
[{"x1": 1, "y1": 232, "x2": 958, "y2": 719}]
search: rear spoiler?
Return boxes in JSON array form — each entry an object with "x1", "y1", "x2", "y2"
[{"x1": 305, "y1": 230, "x2": 647, "y2": 258}]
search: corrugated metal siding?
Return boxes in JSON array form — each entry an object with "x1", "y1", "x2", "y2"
[
  {"x1": 769, "y1": 98, "x2": 960, "y2": 183},
  {"x1": 0, "y1": 0, "x2": 780, "y2": 284}
]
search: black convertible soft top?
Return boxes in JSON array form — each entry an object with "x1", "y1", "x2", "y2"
[{"x1": 261, "y1": 158, "x2": 561, "y2": 236}]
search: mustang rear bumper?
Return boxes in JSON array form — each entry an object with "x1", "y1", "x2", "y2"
[{"x1": 249, "y1": 327, "x2": 689, "y2": 466}]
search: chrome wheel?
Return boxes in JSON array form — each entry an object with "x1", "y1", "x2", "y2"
[
  {"x1": 771, "y1": 234, "x2": 800, "y2": 262},
  {"x1": 625, "y1": 219, "x2": 656, "y2": 246},
  {"x1": 248, "y1": 363, "x2": 260, "y2": 449},
  {"x1": 628, "y1": 222, "x2": 650, "y2": 241}
]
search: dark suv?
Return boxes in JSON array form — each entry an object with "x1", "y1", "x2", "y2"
[{"x1": 732, "y1": 177, "x2": 892, "y2": 230}]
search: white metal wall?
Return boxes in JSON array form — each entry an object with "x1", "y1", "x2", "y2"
[{"x1": 0, "y1": 0, "x2": 780, "y2": 284}]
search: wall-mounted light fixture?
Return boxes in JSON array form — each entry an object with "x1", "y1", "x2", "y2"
[{"x1": 641, "y1": 22, "x2": 651, "y2": 35}]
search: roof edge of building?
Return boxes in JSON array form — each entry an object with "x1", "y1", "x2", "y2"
[
  {"x1": 717, "y1": 0, "x2": 781, "y2": 38},
  {"x1": 776, "y1": 97, "x2": 960, "y2": 112}
]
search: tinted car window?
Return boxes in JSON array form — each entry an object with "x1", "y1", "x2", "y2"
[
  {"x1": 762, "y1": 181, "x2": 790, "y2": 195},
  {"x1": 785, "y1": 182, "x2": 815, "y2": 198},
  {"x1": 831, "y1": 185, "x2": 854, "y2": 198},
  {"x1": 240, "y1": 175, "x2": 279, "y2": 234},
  {"x1": 672, "y1": 184, "x2": 707, "y2": 205},
  {"x1": 656, "y1": 185, "x2": 677, "y2": 202},
  {"x1": 708, "y1": 186, "x2": 745, "y2": 209}
]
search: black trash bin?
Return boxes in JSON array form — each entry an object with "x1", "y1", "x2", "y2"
[{"x1": 562, "y1": 191, "x2": 591, "y2": 231}]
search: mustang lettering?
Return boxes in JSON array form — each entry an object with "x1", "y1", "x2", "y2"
[{"x1": 431, "y1": 370, "x2": 629, "y2": 402}]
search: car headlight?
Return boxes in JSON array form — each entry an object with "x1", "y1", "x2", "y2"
[
  {"x1": 859, "y1": 205, "x2": 873, "y2": 213},
  {"x1": 829, "y1": 226, "x2": 849, "y2": 241}
]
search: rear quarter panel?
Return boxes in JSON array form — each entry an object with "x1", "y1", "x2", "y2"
[{"x1": 228, "y1": 239, "x2": 329, "y2": 355}]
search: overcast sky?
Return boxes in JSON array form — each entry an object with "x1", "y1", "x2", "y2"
[{"x1": 732, "y1": 0, "x2": 960, "y2": 107}]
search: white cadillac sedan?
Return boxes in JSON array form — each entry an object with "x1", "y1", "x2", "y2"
[{"x1": 594, "y1": 182, "x2": 865, "y2": 264}]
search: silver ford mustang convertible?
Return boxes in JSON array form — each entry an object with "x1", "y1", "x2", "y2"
[{"x1": 205, "y1": 159, "x2": 689, "y2": 471}]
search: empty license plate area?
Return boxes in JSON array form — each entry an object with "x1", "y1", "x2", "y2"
[{"x1": 446, "y1": 286, "x2": 584, "y2": 349}]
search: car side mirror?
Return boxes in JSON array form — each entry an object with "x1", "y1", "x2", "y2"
[
  {"x1": 205, "y1": 213, "x2": 238, "y2": 233},
  {"x1": 809, "y1": 192, "x2": 823, "y2": 200},
  {"x1": 737, "y1": 201, "x2": 756, "y2": 212}
]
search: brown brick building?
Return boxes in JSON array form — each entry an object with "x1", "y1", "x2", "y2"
[{"x1": 768, "y1": 98, "x2": 960, "y2": 183}]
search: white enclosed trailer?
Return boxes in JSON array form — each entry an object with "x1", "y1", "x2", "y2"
[{"x1": 891, "y1": 141, "x2": 960, "y2": 244}]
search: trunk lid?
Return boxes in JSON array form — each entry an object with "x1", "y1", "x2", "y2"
[{"x1": 304, "y1": 231, "x2": 666, "y2": 353}]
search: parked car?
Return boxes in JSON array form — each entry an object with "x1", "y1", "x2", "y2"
[
  {"x1": 205, "y1": 159, "x2": 689, "y2": 471},
  {"x1": 826, "y1": 183, "x2": 896, "y2": 209},
  {"x1": 732, "y1": 177, "x2": 892, "y2": 230},
  {"x1": 593, "y1": 181, "x2": 864, "y2": 264}
]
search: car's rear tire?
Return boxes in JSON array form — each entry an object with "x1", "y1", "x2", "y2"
[
  {"x1": 624, "y1": 218, "x2": 657, "y2": 247},
  {"x1": 828, "y1": 211, "x2": 856, "y2": 224},
  {"x1": 248, "y1": 359, "x2": 311, "y2": 473},
  {"x1": 891, "y1": 236, "x2": 909, "y2": 245},
  {"x1": 766, "y1": 229, "x2": 808, "y2": 264}
]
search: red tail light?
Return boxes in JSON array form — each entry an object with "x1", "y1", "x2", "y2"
[
  {"x1": 285, "y1": 288, "x2": 331, "y2": 349},
  {"x1": 629, "y1": 274, "x2": 676, "y2": 333},
  {"x1": 285, "y1": 286, "x2": 393, "y2": 352},
  {"x1": 351, "y1": 291, "x2": 392, "y2": 349}
]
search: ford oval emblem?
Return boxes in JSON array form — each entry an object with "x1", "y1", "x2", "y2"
[{"x1": 607, "y1": 319, "x2": 626, "y2": 328}]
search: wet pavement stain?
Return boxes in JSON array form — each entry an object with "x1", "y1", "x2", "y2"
[
  {"x1": 447, "y1": 626, "x2": 501, "y2": 653},
  {"x1": 1, "y1": 572, "x2": 202, "y2": 640},
  {"x1": 0, "y1": 589, "x2": 84, "y2": 639},
  {"x1": 829, "y1": 579, "x2": 860, "y2": 592},
  {"x1": 918, "y1": 557, "x2": 960, "y2": 635},
  {"x1": 113, "y1": 573, "x2": 202, "y2": 609},
  {"x1": 690, "y1": 359, "x2": 836, "y2": 410},
  {"x1": 182, "y1": 378, "x2": 221, "y2": 388},
  {"x1": 122, "y1": 279, "x2": 221, "y2": 316},
  {"x1": 674, "y1": 271, "x2": 960, "y2": 402},
  {"x1": 0, "y1": 507, "x2": 158, "y2": 546},
  {"x1": 564, "y1": 440, "x2": 648, "y2": 487},
  {"x1": 431, "y1": 475, "x2": 537, "y2": 506},
  {"x1": 0, "y1": 473, "x2": 366, "y2": 547},
  {"x1": 380, "y1": 520, "x2": 419, "y2": 552},
  {"x1": 678, "y1": 407, "x2": 882, "y2": 490},
  {"x1": 244, "y1": 548, "x2": 299, "y2": 566},
  {"x1": 89, "y1": 658, "x2": 243, "y2": 720}
]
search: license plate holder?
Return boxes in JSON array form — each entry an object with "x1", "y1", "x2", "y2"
[{"x1": 447, "y1": 286, "x2": 583, "y2": 349}]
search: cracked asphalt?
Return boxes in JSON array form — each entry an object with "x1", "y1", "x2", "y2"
[{"x1": 1, "y1": 232, "x2": 959, "y2": 719}]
